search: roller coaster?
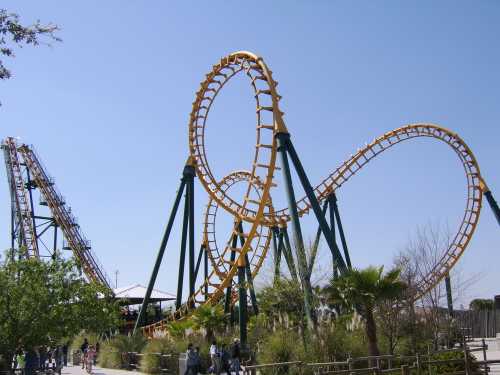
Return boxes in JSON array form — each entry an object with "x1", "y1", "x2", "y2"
[
  {"x1": 2, "y1": 137, "x2": 111, "y2": 288},
  {"x1": 2, "y1": 51, "x2": 499, "y2": 344},
  {"x1": 133, "y1": 51, "x2": 500, "y2": 340}
]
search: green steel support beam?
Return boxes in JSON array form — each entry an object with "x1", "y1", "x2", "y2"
[
  {"x1": 224, "y1": 232, "x2": 238, "y2": 315},
  {"x1": 330, "y1": 193, "x2": 352, "y2": 269},
  {"x1": 238, "y1": 261, "x2": 248, "y2": 350},
  {"x1": 133, "y1": 178, "x2": 186, "y2": 335},
  {"x1": 328, "y1": 193, "x2": 338, "y2": 277},
  {"x1": 308, "y1": 200, "x2": 329, "y2": 277},
  {"x1": 204, "y1": 244, "x2": 208, "y2": 301},
  {"x1": 245, "y1": 253, "x2": 259, "y2": 315},
  {"x1": 272, "y1": 227, "x2": 281, "y2": 282},
  {"x1": 281, "y1": 227, "x2": 298, "y2": 282},
  {"x1": 176, "y1": 183, "x2": 190, "y2": 310},
  {"x1": 283, "y1": 135, "x2": 347, "y2": 273},
  {"x1": 276, "y1": 130, "x2": 316, "y2": 329},
  {"x1": 445, "y1": 274, "x2": 454, "y2": 318},
  {"x1": 484, "y1": 190, "x2": 500, "y2": 227},
  {"x1": 188, "y1": 173, "x2": 195, "y2": 306},
  {"x1": 194, "y1": 244, "x2": 205, "y2": 280},
  {"x1": 236, "y1": 221, "x2": 258, "y2": 316}
]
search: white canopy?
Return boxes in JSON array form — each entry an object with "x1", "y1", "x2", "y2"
[{"x1": 113, "y1": 284, "x2": 175, "y2": 304}]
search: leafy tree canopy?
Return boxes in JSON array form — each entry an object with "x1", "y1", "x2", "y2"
[
  {"x1": 0, "y1": 8, "x2": 60, "y2": 80},
  {"x1": 469, "y1": 298, "x2": 494, "y2": 311},
  {"x1": 0, "y1": 248, "x2": 119, "y2": 367}
]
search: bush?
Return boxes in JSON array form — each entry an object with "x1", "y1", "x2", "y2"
[
  {"x1": 257, "y1": 329, "x2": 305, "y2": 375},
  {"x1": 98, "y1": 334, "x2": 147, "y2": 369},
  {"x1": 141, "y1": 337, "x2": 178, "y2": 374},
  {"x1": 430, "y1": 350, "x2": 478, "y2": 375},
  {"x1": 306, "y1": 322, "x2": 367, "y2": 364}
]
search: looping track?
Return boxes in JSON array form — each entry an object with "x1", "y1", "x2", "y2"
[{"x1": 142, "y1": 51, "x2": 485, "y2": 336}]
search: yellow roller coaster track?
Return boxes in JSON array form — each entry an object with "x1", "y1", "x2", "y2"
[{"x1": 142, "y1": 51, "x2": 487, "y2": 337}]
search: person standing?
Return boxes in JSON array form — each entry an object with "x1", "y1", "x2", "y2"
[
  {"x1": 94, "y1": 342, "x2": 100, "y2": 365},
  {"x1": 15, "y1": 349, "x2": 26, "y2": 375},
  {"x1": 230, "y1": 338, "x2": 241, "y2": 375},
  {"x1": 62, "y1": 343, "x2": 68, "y2": 367}
]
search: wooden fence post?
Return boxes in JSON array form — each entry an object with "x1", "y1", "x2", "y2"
[
  {"x1": 348, "y1": 357, "x2": 354, "y2": 375},
  {"x1": 482, "y1": 338, "x2": 488, "y2": 374},
  {"x1": 463, "y1": 343, "x2": 470, "y2": 375},
  {"x1": 416, "y1": 353, "x2": 421, "y2": 375},
  {"x1": 401, "y1": 364, "x2": 409, "y2": 375}
]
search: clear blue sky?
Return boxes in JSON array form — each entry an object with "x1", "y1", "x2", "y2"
[{"x1": 1, "y1": 1, "x2": 498, "y2": 307}]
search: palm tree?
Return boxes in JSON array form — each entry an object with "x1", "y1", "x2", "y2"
[
  {"x1": 322, "y1": 266, "x2": 406, "y2": 358},
  {"x1": 190, "y1": 304, "x2": 226, "y2": 342}
]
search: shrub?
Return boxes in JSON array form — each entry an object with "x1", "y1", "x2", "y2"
[
  {"x1": 98, "y1": 334, "x2": 146, "y2": 369},
  {"x1": 141, "y1": 337, "x2": 178, "y2": 374},
  {"x1": 257, "y1": 329, "x2": 305, "y2": 375},
  {"x1": 430, "y1": 350, "x2": 478, "y2": 375}
]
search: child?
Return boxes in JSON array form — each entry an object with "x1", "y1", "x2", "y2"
[{"x1": 86, "y1": 345, "x2": 96, "y2": 374}]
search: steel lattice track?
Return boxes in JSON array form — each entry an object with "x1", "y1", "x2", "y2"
[
  {"x1": 142, "y1": 51, "x2": 487, "y2": 337},
  {"x1": 12, "y1": 142, "x2": 111, "y2": 288}
]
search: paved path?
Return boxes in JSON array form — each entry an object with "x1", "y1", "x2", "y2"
[
  {"x1": 470, "y1": 338, "x2": 500, "y2": 375},
  {"x1": 61, "y1": 364, "x2": 146, "y2": 375}
]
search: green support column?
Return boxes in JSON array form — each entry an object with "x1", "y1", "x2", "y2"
[
  {"x1": 484, "y1": 190, "x2": 500, "y2": 227},
  {"x1": 330, "y1": 193, "x2": 352, "y2": 269},
  {"x1": 284, "y1": 135, "x2": 347, "y2": 273},
  {"x1": 445, "y1": 274, "x2": 454, "y2": 318},
  {"x1": 133, "y1": 175, "x2": 186, "y2": 335},
  {"x1": 238, "y1": 257, "x2": 248, "y2": 350},
  {"x1": 271, "y1": 227, "x2": 281, "y2": 282},
  {"x1": 204, "y1": 243, "x2": 208, "y2": 301},
  {"x1": 176, "y1": 183, "x2": 190, "y2": 310},
  {"x1": 188, "y1": 171, "x2": 195, "y2": 306},
  {"x1": 224, "y1": 233, "x2": 238, "y2": 316},
  {"x1": 276, "y1": 129, "x2": 316, "y2": 330},
  {"x1": 281, "y1": 227, "x2": 298, "y2": 282},
  {"x1": 236, "y1": 221, "x2": 259, "y2": 315},
  {"x1": 308, "y1": 200, "x2": 329, "y2": 277}
]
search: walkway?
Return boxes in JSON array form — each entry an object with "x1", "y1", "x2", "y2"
[
  {"x1": 62, "y1": 364, "x2": 146, "y2": 375},
  {"x1": 471, "y1": 338, "x2": 500, "y2": 375}
]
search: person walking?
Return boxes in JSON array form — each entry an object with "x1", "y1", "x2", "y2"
[
  {"x1": 194, "y1": 347, "x2": 202, "y2": 375},
  {"x1": 209, "y1": 340, "x2": 218, "y2": 374},
  {"x1": 184, "y1": 344, "x2": 198, "y2": 375},
  {"x1": 86, "y1": 345, "x2": 96, "y2": 374},
  {"x1": 39, "y1": 346, "x2": 47, "y2": 372},
  {"x1": 230, "y1": 338, "x2": 241, "y2": 375},
  {"x1": 80, "y1": 338, "x2": 89, "y2": 370},
  {"x1": 221, "y1": 346, "x2": 231, "y2": 375},
  {"x1": 62, "y1": 343, "x2": 68, "y2": 367}
]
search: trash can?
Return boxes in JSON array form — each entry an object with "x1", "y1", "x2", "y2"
[
  {"x1": 72, "y1": 350, "x2": 81, "y2": 366},
  {"x1": 178, "y1": 353, "x2": 186, "y2": 375}
]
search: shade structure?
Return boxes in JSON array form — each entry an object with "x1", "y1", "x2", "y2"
[{"x1": 113, "y1": 284, "x2": 175, "y2": 305}]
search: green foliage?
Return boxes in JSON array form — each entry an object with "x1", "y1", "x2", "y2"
[
  {"x1": 70, "y1": 330, "x2": 101, "y2": 351},
  {"x1": 257, "y1": 329, "x2": 305, "y2": 375},
  {"x1": 0, "y1": 248, "x2": 120, "y2": 369},
  {"x1": 469, "y1": 298, "x2": 494, "y2": 311},
  {"x1": 98, "y1": 334, "x2": 146, "y2": 369},
  {"x1": 322, "y1": 266, "x2": 406, "y2": 357},
  {"x1": 323, "y1": 267, "x2": 406, "y2": 315},
  {"x1": 190, "y1": 304, "x2": 226, "y2": 342},
  {"x1": 167, "y1": 319, "x2": 194, "y2": 339},
  {"x1": 0, "y1": 9, "x2": 60, "y2": 79},
  {"x1": 140, "y1": 337, "x2": 177, "y2": 374},
  {"x1": 430, "y1": 350, "x2": 478, "y2": 375},
  {"x1": 258, "y1": 278, "x2": 313, "y2": 329}
]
